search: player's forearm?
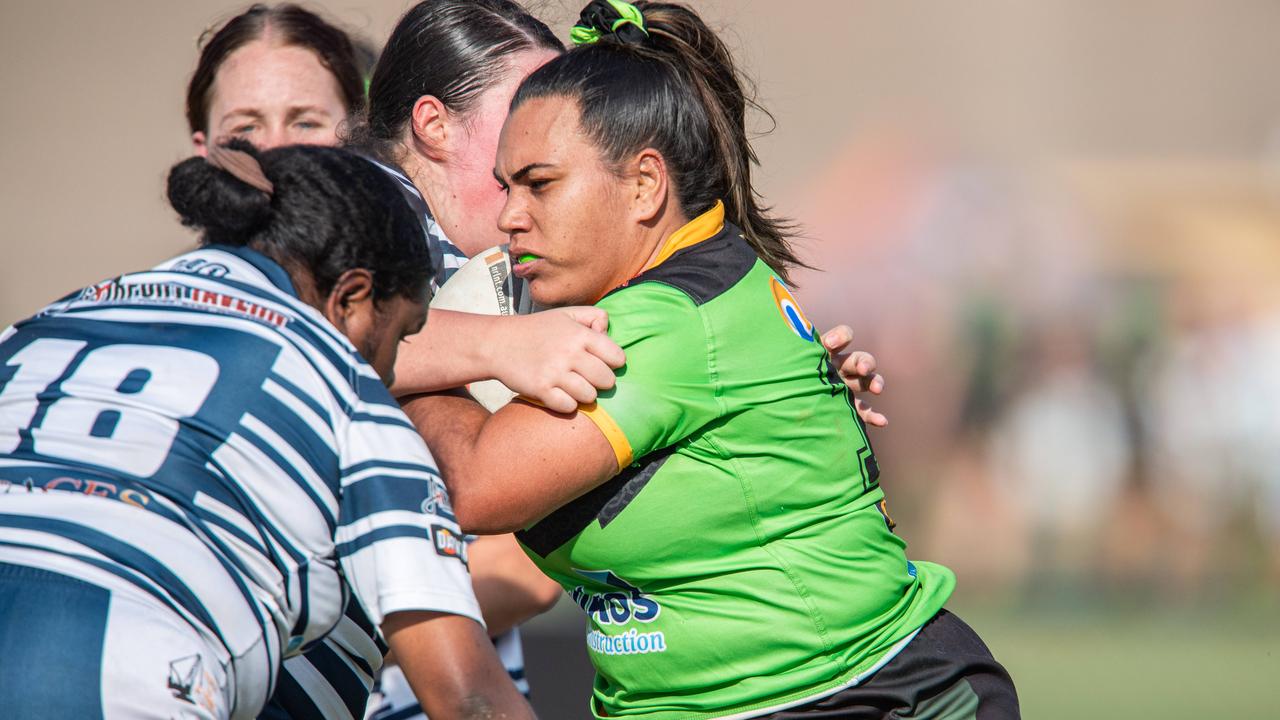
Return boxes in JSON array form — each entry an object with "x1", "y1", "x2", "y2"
[
  {"x1": 384, "y1": 611, "x2": 536, "y2": 720},
  {"x1": 391, "y1": 309, "x2": 503, "y2": 397}
]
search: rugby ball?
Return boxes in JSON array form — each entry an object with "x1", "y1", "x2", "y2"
[{"x1": 429, "y1": 246, "x2": 522, "y2": 411}]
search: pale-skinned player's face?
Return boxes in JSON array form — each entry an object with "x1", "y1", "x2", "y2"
[
  {"x1": 193, "y1": 39, "x2": 347, "y2": 153},
  {"x1": 440, "y1": 48, "x2": 560, "y2": 257},
  {"x1": 495, "y1": 97, "x2": 650, "y2": 307}
]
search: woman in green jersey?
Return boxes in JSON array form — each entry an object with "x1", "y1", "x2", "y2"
[{"x1": 405, "y1": 2, "x2": 1019, "y2": 718}]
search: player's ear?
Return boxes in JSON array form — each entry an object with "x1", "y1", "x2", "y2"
[
  {"x1": 192, "y1": 131, "x2": 208, "y2": 158},
  {"x1": 409, "y1": 95, "x2": 450, "y2": 160},
  {"x1": 323, "y1": 269, "x2": 377, "y2": 339},
  {"x1": 629, "y1": 148, "x2": 668, "y2": 224}
]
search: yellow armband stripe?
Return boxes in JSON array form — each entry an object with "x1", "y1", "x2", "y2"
[
  {"x1": 513, "y1": 396, "x2": 634, "y2": 470},
  {"x1": 578, "y1": 402, "x2": 634, "y2": 470}
]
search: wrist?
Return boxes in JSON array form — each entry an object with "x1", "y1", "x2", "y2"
[
  {"x1": 466, "y1": 311, "x2": 510, "y2": 381},
  {"x1": 434, "y1": 309, "x2": 509, "y2": 383}
]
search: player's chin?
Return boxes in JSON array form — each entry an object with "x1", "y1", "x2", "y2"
[
  {"x1": 526, "y1": 279, "x2": 558, "y2": 308},
  {"x1": 360, "y1": 338, "x2": 398, "y2": 387},
  {"x1": 528, "y1": 276, "x2": 593, "y2": 309}
]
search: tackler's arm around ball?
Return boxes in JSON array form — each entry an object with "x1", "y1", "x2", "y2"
[{"x1": 391, "y1": 307, "x2": 624, "y2": 414}]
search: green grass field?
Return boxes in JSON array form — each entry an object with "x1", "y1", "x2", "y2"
[{"x1": 957, "y1": 605, "x2": 1279, "y2": 719}]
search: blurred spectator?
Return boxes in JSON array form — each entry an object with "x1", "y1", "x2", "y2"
[
  {"x1": 787, "y1": 125, "x2": 1280, "y2": 605},
  {"x1": 1141, "y1": 290, "x2": 1280, "y2": 592},
  {"x1": 986, "y1": 319, "x2": 1132, "y2": 583}
]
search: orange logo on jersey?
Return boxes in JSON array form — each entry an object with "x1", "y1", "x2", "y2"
[{"x1": 770, "y1": 276, "x2": 815, "y2": 342}]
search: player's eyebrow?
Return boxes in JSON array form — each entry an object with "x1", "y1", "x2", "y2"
[
  {"x1": 284, "y1": 105, "x2": 334, "y2": 122},
  {"x1": 510, "y1": 163, "x2": 554, "y2": 183},
  {"x1": 221, "y1": 108, "x2": 267, "y2": 120}
]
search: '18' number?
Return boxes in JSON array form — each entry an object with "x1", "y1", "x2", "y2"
[{"x1": 0, "y1": 339, "x2": 219, "y2": 477}]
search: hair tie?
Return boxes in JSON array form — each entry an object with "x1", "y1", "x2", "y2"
[
  {"x1": 571, "y1": 0, "x2": 649, "y2": 46},
  {"x1": 207, "y1": 143, "x2": 275, "y2": 196}
]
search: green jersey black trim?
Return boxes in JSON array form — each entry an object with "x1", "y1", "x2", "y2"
[
  {"x1": 518, "y1": 448, "x2": 674, "y2": 557},
  {"x1": 606, "y1": 222, "x2": 757, "y2": 306},
  {"x1": 517, "y1": 200, "x2": 955, "y2": 720},
  {"x1": 521, "y1": 222, "x2": 754, "y2": 556}
]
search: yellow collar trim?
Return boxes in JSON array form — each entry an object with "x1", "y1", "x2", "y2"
[{"x1": 641, "y1": 200, "x2": 725, "y2": 274}]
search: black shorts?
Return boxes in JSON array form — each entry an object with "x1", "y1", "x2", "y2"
[{"x1": 761, "y1": 610, "x2": 1019, "y2": 719}]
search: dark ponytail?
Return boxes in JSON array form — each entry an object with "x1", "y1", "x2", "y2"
[
  {"x1": 167, "y1": 139, "x2": 433, "y2": 302},
  {"x1": 348, "y1": 0, "x2": 564, "y2": 162},
  {"x1": 512, "y1": 1, "x2": 806, "y2": 283}
]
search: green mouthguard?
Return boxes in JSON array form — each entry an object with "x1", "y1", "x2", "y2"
[{"x1": 516, "y1": 254, "x2": 540, "y2": 264}]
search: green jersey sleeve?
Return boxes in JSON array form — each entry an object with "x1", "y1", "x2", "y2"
[{"x1": 583, "y1": 282, "x2": 722, "y2": 468}]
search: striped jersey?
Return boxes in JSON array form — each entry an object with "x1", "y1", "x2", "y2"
[
  {"x1": 0, "y1": 246, "x2": 481, "y2": 718},
  {"x1": 263, "y1": 159, "x2": 533, "y2": 720},
  {"x1": 365, "y1": 158, "x2": 467, "y2": 285}
]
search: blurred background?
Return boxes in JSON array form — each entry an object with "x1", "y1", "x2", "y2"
[{"x1": 3, "y1": 1, "x2": 1278, "y2": 717}]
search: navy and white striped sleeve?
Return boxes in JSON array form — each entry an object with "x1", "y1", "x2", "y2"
[{"x1": 333, "y1": 378, "x2": 482, "y2": 632}]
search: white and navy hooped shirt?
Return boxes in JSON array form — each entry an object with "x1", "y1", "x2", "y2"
[
  {"x1": 0, "y1": 245, "x2": 481, "y2": 718},
  {"x1": 262, "y1": 160, "x2": 533, "y2": 720},
  {"x1": 366, "y1": 158, "x2": 469, "y2": 287}
]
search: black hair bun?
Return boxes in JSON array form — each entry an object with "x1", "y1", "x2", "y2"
[
  {"x1": 167, "y1": 140, "x2": 272, "y2": 245},
  {"x1": 577, "y1": 0, "x2": 649, "y2": 46}
]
